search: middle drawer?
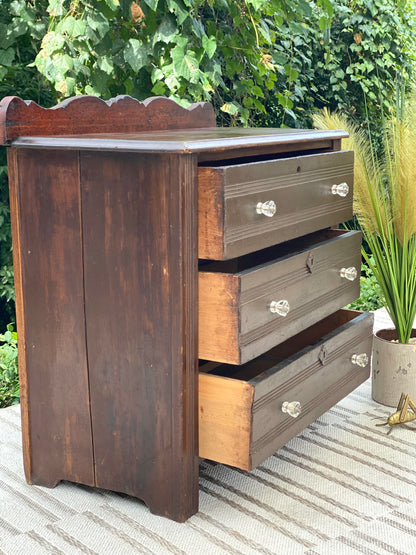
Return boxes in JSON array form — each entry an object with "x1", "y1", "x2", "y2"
[{"x1": 199, "y1": 228, "x2": 361, "y2": 364}]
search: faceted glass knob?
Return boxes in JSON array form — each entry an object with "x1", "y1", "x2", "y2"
[
  {"x1": 270, "y1": 299, "x2": 290, "y2": 317},
  {"x1": 331, "y1": 182, "x2": 349, "y2": 197},
  {"x1": 282, "y1": 401, "x2": 302, "y2": 418},
  {"x1": 339, "y1": 266, "x2": 358, "y2": 281},
  {"x1": 256, "y1": 200, "x2": 277, "y2": 217},
  {"x1": 351, "y1": 353, "x2": 369, "y2": 367}
]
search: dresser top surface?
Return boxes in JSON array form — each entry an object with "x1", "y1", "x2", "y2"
[{"x1": 11, "y1": 127, "x2": 347, "y2": 156}]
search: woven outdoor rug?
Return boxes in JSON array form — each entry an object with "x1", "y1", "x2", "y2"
[{"x1": 1, "y1": 310, "x2": 416, "y2": 555}]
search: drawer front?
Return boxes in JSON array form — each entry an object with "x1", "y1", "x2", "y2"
[
  {"x1": 199, "y1": 229, "x2": 361, "y2": 364},
  {"x1": 198, "y1": 150, "x2": 354, "y2": 260},
  {"x1": 199, "y1": 310, "x2": 374, "y2": 470}
]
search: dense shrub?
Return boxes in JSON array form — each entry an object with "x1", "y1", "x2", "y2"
[{"x1": 0, "y1": 324, "x2": 19, "y2": 408}]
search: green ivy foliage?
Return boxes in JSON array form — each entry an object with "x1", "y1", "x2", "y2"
[
  {"x1": 0, "y1": 324, "x2": 19, "y2": 408},
  {"x1": 32, "y1": 0, "x2": 326, "y2": 125}
]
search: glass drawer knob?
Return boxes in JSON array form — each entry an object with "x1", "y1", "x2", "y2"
[
  {"x1": 282, "y1": 401, "x2": 302, "y2": 418},
  {"x1": 331, "y1": 182, "x2": 349, "y2": 197},
  {"x1": 256, "y1": 200, "x2": 277, "y2": 217},
  {"x1": 351, "y1": 353, "x2": 369, "y2": 367},
  {"x1": 339, "y1": 266, "x2": 358, "y2": 281},
  {"x1": 270, "y1": 299, "x2": 290, "y2": 316}
]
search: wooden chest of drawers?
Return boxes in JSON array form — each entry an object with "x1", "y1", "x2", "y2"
[{"x1": 0, "y1": 95, "x2": 373, "y2": 523}]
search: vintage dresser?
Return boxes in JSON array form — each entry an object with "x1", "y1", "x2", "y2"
[{"x1": 0, "y1": 95, "x2": 373, "y2": 522}]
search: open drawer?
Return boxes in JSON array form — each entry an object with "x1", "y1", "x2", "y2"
[
  {"x1": 199, "y1": 228, "x2": 361, "y2": 364},
  {"x1": 198, "y1": 150, "x2": 354, "y2": 260},
  {"x1": 199, "y1": 309, "x2": 373, "y2": 470}
]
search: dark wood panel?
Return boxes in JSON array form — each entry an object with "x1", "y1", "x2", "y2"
[
  {"x1": 81, "y1": 151, "x2": 198, "y2": 522},
  {"x1": 0, "y1": 95, "x2": 216, "y2": 143},
  {"x1": 198, "y1": 150, "x2": 354, "y2": 259},
  {"x1": 199, "y1": 229, "x2": 362, "y2": 364},
  {"x1": 11, "y1": 149, "x2": 94, "y2": 487}
]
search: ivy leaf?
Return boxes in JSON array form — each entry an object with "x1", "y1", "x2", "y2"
[
  {"x1": 277, "y1": 93, "x2": 294, "y2": 110},
  {"x1": 153, "y1": 15, "x2": 178, "y2": 45},
  {"x1": 142, "y1": 0, "x2": 159, "y2": 10},
  {"x1": 97, "y1": 57, "x2": 114, "y2": 74},
  {"x1": 166, "y1": 0, "x2": 190, "y2": 25},
  {"x1": 102, "y1": 0, "x2": 119, "y2": 10},
  {"x1": 202, "y1": 36, "x2": 217, "y2": 59},
  {"x1": 220, "y1": 101, "x2": 240, "y2": 115},
  {"x1": 284, "y1": 64, "x2": 299, "y2": 82},
  {"x1": 87, "y1": 11, "x2": 110, "y2": 39},
  {"x1": 41, "y1": 32, "x2": 66, "y2": 56},
  {"x1": 124, "y1": 39, "x2": 149, "y2": 72},
  {"x1": 152, "y1": 81, "x2": 166, "y2": 95},
  {"x1": 0, "y1": 49, "x2": 15, "y2": 67},
  {"x1": 171, "y1": 45, "x2": 199, "y2": 81},
  {"x1": 47, "y1": 0, "x2": 66, "y2": 17}
]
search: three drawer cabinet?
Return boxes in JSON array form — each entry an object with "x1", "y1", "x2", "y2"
[{"x1": 0, "y1": 94, "x2": 373, "y2": 522}]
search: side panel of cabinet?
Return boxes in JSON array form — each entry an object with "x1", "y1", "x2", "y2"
[
  {"x1": 81, "y1": 152, "x2": 198, "y2": 522},
  {"x1": 8, "y1": 148, "x2": 94, "y2": 487}
]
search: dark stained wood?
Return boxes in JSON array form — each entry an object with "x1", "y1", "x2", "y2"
[
  {"x1": 10, "y1": 129, "x2": 347, "y2": 162},
  {"x1": 6, "y1": 148, "x2": 31, "y2": 481},
  {"x1": 0, "y1": 95, "x2": 216, "y2": 144},
  {"x1": 9, "y1": 148, "x2": 94, "y2": 487},
  {"x1": 199, "y1": 310, "x2": 374, "y2": 470},
  {"x1": 81, "y1": 151, "x2": 198, "y2": 521},
  {"x1": 199, "y1": 229, "x2": 362, "y2": 364},
  {"x1": 3, "y1": 93, "x2": 366, "y2": 522},
  {"x1": 198, "y1": 150, "x2": 354, "y2": 259}
]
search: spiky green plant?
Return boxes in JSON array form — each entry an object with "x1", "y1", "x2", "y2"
[{"x1": 314, "y1": 101, "x2": 416, "y2": 343}]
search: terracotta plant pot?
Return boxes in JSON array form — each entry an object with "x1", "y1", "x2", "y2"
[{"x1": 372, "y1": 328, "x2": 416, "y2": 407}]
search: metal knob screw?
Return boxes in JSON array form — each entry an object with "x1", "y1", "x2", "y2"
[
  {"x1": 282, "y1": 401, "x2": 302, "y2": 418},
  {"x1": 351, "y1": 353, "x2": 369, "y2": 367},
  {"x1": 339, "y1": 266, "x2": 358, "y2": 281},
  {"x1": 256, "y1": 200, "x2": 277, "y2": 217},
  {"x1": 270, "y1": 299, "x2": 290, "y2": 317},
  {"x1": 331, "y1": 182, "x2": 349, "y2": 197}
]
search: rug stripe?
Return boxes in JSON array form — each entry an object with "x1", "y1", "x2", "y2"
[
  {"x1": 199, "y1": 483, "x2": 315, "y2": 549},
  {"x1": 300, "y1": 433, "x2": 416, "y2": 487},
  {"x1": 99, "y1": 505, "x2": 187, "y2": 555},
  {"x1": 353, "y1": 530, "x2": 410, "y2": 555},
  {"x1": 273, "y1": 452, "x2": 398, "y2": 509},
  {"x1": 26, "y1": 530, "x2": 67, "y2": 555},
  {"x1": 236, "y1": 465, "x2": 359, "y2": 526},
  {"x1": 280, "y1": 445, "x2": 410, "y2": 503},
  {"x1": 46, "y1": 524, "x2": 100, "y2": 555},
  {"x1": 83, "y1": 512, "x2": 156, "y2": 554},
  {"x1": 195, "y1": 512, "x2": 277, "y2": 555}
]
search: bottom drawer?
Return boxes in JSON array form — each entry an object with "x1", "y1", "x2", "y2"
[{"x1": 199, "y1": 309, "x2": 373, "y2": 470}]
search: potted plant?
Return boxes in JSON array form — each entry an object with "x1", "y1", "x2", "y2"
[{"x1": 314, "y1": 98, "x2": 416, "y2": 407}]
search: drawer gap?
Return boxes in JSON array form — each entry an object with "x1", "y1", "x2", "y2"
[
  {"x1": 198, "y1": 147, "x2": 338, "y2": 167},
  {"x1": 198, "y1": 228, "x2": 345, "y2": 273},
  {"x1": 199, "y1": 309, "x2": 363, "y2": 382}
]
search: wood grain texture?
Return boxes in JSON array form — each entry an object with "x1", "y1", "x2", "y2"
[
  {"x1": 197, "y1": 167, "x2": 224, "y2": 259},
  {"x1": 198, "y1": 373, "x2": 254, "y2": 470},
  {"x1": 198, "y1": 272, "x2": 239, "y2": 362},
  {"x1": 199, "y1": 310, "x2": 373, "y2": 470},
  {"x1": 81, "y1": 151, "x2": 198, "y2": 521},
  {"x1": 0, "y1": 95, "x2": 216, "y2": 144},
  {"x1": 198, "y1": 229, "x2": 361, "y2": 364},
  {"x1": 10, "y1": 149, "x2": 94, "y2": 487},
  {"x1": 198, "y1": 150, "x2": 354, "y2": 259},
  {"x1": 7, "y1": 148, "x2": 31, "y2": 481}
]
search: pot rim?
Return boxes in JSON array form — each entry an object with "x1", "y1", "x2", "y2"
[{"x1": 374, "y1": 327, "x2": 416, "y2": 344}]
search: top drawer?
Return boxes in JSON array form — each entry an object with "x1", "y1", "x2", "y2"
[{"x1": 198, "y1": 150, "x2": 353, "y2": 260}]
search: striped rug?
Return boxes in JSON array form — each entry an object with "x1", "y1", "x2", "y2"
[{"x1": 1, "y1": 310, "x2": 416, "y2": 555}]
